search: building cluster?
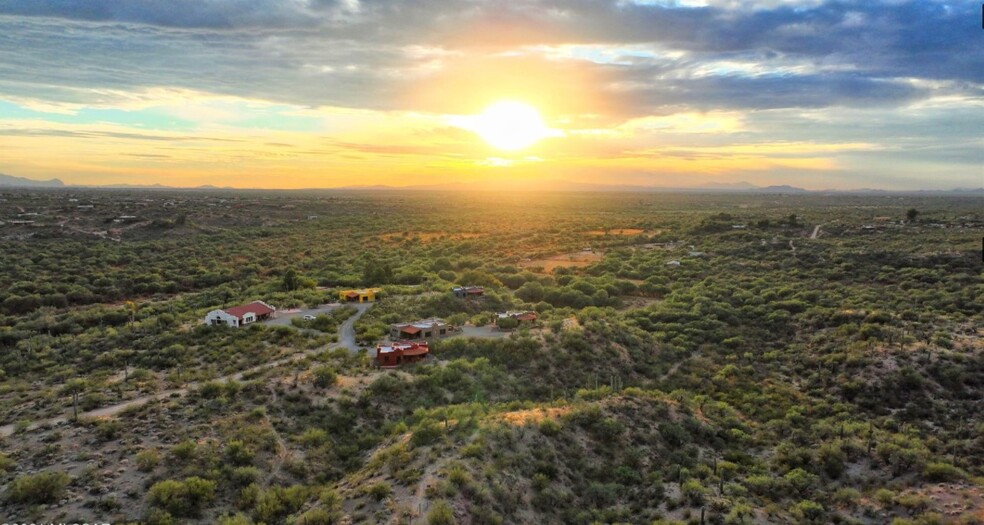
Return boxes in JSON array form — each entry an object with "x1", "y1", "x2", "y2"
[{"x1": 204, "y1": 283, "x2": 542, "y2": 368}]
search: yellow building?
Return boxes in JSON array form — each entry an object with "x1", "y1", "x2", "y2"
[{"x1": 339, "y1": 288, "x2": 382, "y2": 303}]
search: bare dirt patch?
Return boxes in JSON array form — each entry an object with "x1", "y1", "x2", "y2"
[
  {"x1": 497, "y1": 407, "x2": 571, "y2": 426},
  {"x1": 380, "y1": 232, "x2": 482, "y2": 243},
  {"x1": 907, "y1": 483, "x2": 984, "y2": 521},
  {"x1": 585, "y1": 228, "x2": 652, "y2": 236},
  {"x1": 519, "y1": 251, "x2": 603, "y2": 272}
]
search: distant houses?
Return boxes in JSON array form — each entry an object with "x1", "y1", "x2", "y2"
[
  {"x1": 376, "y1": 341, "x2": 429, "y2": 367},
  {"x1": 452, "y1": 285, "x2": 484, "y2": 298},
  {"x1": 389, "y1": 318, "x2": 451, "y2": 340},
  {"x1": 338, "y1": 288, "x2": 382, "y2": 303},
  {"x1": 205, "y1": 300, "x2": 276, "y2": 327}
]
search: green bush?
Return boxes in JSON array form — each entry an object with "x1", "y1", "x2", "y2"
[
  {"x1": 0, "y1": 452, "x2": 13, "y2": 472},
  {"x1": 147, "y1": 477, "x2": 217, "y2": 518},
  {"x1": 253, "y1": 485, "x2": 310, "y2": 523},
  {"x1": 225, "y1": 440, "x2": 255, "y2": 466},
  {"x1": 136, "y1": 449, "x2": 161, "y2": 472},
  {"x1": 297, "y1": 507, "x2": 341, "y2": 525},
  {"x1": 366, "y1": 481, "x2": 392, "y2": 501},
  {"x1": 922, "y1": 462, "x2": 966, "y2": 482},
  {"x1": 427, "y1": 500, "x2": 455, "y2": 525},
  {"x1": 7, "y1": 471, "x2": 71, "y2": 504},
  {"x1": 539, "y1": 418, "x2": 561, "y2": 436},
  {"x1": 312, "y1": 366, "x2": 338, "y2": 388},
  {"x1": 410, "y1": 421, "x2": 444, "y2": 447},
  {"x1": 792, "y1": 500, "x2": 824, "y2": 522},
  {"x1": 170, "y1": 440, "x2": 197, "y2": 462}
]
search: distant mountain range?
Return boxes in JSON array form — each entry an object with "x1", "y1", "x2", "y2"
[
  {"x1": 335, "y1": 180, "x2": 982, "y2": 195},
  {"x1": 0, "y1": 173, "x2": 64, "y2": 188},
  {"x1": 0, "y1": 172, "x2": 980, "y2": 195}
]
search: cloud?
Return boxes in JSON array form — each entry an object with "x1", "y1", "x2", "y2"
[
  {"x1": 0, "y1": 1, "x2": 980, "y2": 189},
  {"x1": 0, "y1": 1, "x2": 978, "y2": 116}
]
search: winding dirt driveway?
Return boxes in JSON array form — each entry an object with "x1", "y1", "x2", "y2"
[{"x1": 0, "y1": 303, "x2": 372, "y2": 437}]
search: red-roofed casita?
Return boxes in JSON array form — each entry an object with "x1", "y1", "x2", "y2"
[{"x1": 205, "y1": 301, "x2": 276, "y2": 327}]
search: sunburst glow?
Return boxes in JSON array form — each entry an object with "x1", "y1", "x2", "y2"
[{"x1": 456, "y1": 101, "x2": 559, "y2": 151}]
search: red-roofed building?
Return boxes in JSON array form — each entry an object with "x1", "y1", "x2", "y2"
[
  {"x1": 452, "y1": 286, "x2": 485, "y2": 298},
  {"x1": 514, "y1": 312, "x2": 538, "y2": 322},
  {"x1": 389, "y1": 318, "x2": 450, "y2": 340},
  {"x1": 375, "y1": 341, "x2": 429, "y2": 367},
  {"x1": 205, "y1": 301, "x2": 276, "y2": 327},
  {"x1": 496, "y1": 310, "x2": 539, "y2": 328}
]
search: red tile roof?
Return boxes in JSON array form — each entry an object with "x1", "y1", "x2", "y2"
[
  {"x1": 401, "y1": 345, "x2": 429, "y2": 356},
  {"x1": 224, "y1": 301, "x2": 274, "y2": 319},
  {"x1": 515, "y1": 312, "x2": 538, "y2": 321},
  {"x1": 400, "y1": 325, "x2": 422, "y2": 334}
]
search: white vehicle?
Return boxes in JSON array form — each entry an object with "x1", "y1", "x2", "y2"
[{"x1": 303, "y1": 314, "x2": 317, "y2": 321}]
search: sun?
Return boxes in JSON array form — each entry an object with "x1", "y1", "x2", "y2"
[{"x1": 458, "y1": 101, "x2": 558, "y2": 151}]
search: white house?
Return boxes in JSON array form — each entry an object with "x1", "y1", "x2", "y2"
[{"x1": 205, "y1": 301, "x2": 276, "y2": 328}]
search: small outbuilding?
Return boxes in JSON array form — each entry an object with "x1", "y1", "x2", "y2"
[
  {"x1": 452, "y1": 286, "x2": 485, "y2": 298},
  {"x1": 496, "y1": 311, "x2": 539, "y2": 327},
  {"x1": 339, "y1": 288, "x2": 382, "y2": 303},
  {"x1": 205, "y1": 301, "x2": 276, "y2": 327}
]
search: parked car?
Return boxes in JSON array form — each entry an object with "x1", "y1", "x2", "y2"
[{"x1": 303, "y1": 314, "x2": 316, "y2": 321}]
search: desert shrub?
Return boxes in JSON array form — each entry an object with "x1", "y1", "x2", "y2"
[
  {"x1": 225, "y1": 440, "x2": 255, "y2": 466},
  {"x1": 922, "y1": 462, "x2": 966, "y2": 482},
  {"x1": 253, "y1": 485, "x2": 310, "y2": 523},
  {"x1": 792, "y1": 500, "x2": 824, "y2": 522},
  {"x1": 366, "y1": 481, "x2": 392, "y2": 501},
  {"x1": 136, "y1": 449, "x2": 161, "y2": 472},
  {"x1": 428, "y1": 500, "x2": 455, "y2": 525},
  {"x1": 313, "y1": 366, "x2": 338, "y2": 388},
  {"x1": 539, "y1": 418, "x2": 561, "y2": 436},
  {"x1": 170, "y1": 440, "x2": 197, "y2": 462},
  {"x1": 0, "y1": 452, "x2": 13, "y2": 472},
  {"x1": 497, "y1": 316, "x2": 519, "y2": 330},
  {"x1": 229, "y1": 467, "x2": 261, "y2": 487},
  {"x1": 410, "y1": 421, "x2": 444, "y2": 447},
  {"x1": 147, "y1": 477, "x2": 217, "y2": 518},
  {"x1": 681, "y1": 478, "x2": 706, "y2": 505},
  {"x1": 297, "y1": 507, "x2": 341, "y2": 525},
  {"x1": 7, "y1": 471, "x2": 71, "y2": 504},
  {"x1": 831, "y1": 487, "x2": 860, "y2": 506},
  {"x1": 143, "y1": 508, "x2": 175, "y2": 525},
  {"x1": 298, "y1": 428, "x2": 329, "y2": 448},
  {"x1": 782, "y1": 468, "x2": 819, "y2": 497}
]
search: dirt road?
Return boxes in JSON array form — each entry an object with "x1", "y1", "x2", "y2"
[{"x1": 0, "y1": 303, "x2": 371, "y2": 437}]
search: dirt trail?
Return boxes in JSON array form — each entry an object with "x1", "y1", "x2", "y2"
[
  {"x1": 0, "y1": 303, "x2": 371, "y2": 437},
  {"x1": 810, "y1": 225, "x2": 821, "y2": 239}
]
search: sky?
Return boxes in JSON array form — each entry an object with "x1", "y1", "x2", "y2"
[{"x1": 0, "y1": 0, "x2": 981, "y2": 190}]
